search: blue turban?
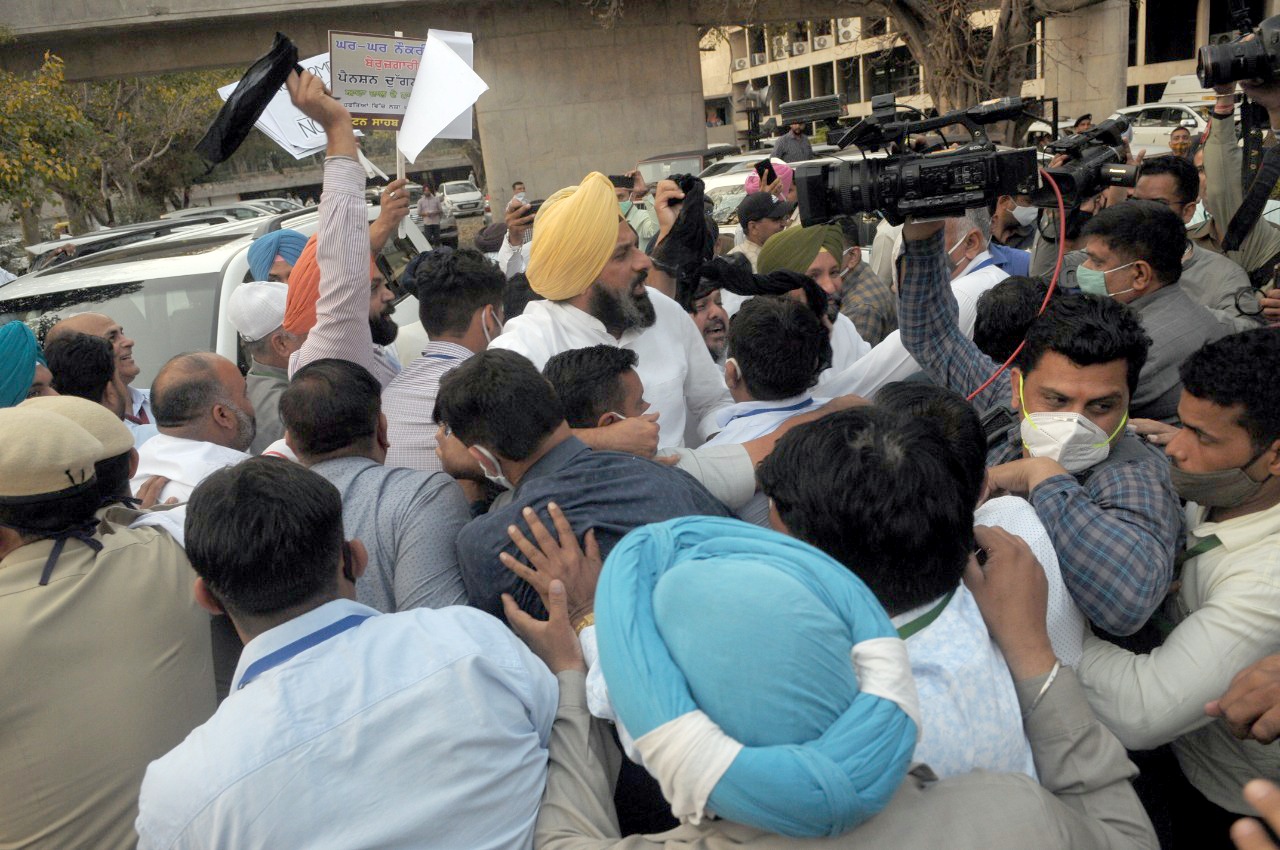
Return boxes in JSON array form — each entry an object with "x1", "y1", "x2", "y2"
[
  {"x1": 0, "y1": 321, "x2": 45, "y2": 409},
  {"x1": 247, "y1": 229, "x2": 308, "y2": 282},
  {"x1": 596, "y1": 517, "x2": 920, "y2": 838}
]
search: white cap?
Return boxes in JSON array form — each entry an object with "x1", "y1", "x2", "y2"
[{"x1": 227, "y1": 281, "x2": 288, "y2": 342}]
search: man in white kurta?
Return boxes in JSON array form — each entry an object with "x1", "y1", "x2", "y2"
[{"x1": 488, "y1": 172, "x2": 731, "y2": 448}]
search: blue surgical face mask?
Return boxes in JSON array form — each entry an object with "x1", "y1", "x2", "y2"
[{"x1": 1076, "y1": 260, "x2": 1136, "y2": 298}]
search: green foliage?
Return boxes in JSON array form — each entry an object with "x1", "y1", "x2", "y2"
[{"x1": 0, "y1": 54, "x2": 90, "y2": 219}]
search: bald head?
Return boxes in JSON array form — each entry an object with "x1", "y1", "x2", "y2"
[
  {"x1": 46, "y1": 312, "x2": 139, "y2": 385},
  {"x1": 152, "y1": 353, "x2": 256, "y2": 452}
]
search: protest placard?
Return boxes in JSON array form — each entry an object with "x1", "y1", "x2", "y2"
[{"x1": 329, "y1": 31, "x2": 426, "y2": 131}]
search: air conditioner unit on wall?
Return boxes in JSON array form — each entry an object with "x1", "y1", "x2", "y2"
[
  {"x1": 837, "y1": 28, "x2": 856, "y2": 44},
  {"x1": 733, "y1": 58, "x2": 749, "y2": 71},
  {"x1": 813, "y1": 36, "x2": 831, "y2": 50},
  {"x1": 751, "y1": 52, "x2": 767, "y2": 66},
  {"x1": 773, "y1": 36, "x2": 789, "y2": 57},
  {"x1": 837, "y1": 17, "x2": 855, "y2": 28},
  {"x1": 792, "y1": 43, "x2": 808, "y2": 56}
]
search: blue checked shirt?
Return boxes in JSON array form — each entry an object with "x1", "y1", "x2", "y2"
[{"x1": 898, "y1": 232, "x2": 1181, "y2": 636}]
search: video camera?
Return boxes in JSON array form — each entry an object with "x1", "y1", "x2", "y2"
[
  {"x1": 1197, "y1": 5, "x2": 1280, "y2": 88},
  {"x1": 793, "y1": 94, "x2": 1137, "y2": 226}
]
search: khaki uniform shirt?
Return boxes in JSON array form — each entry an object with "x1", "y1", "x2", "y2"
[{"x1": 0, "y1": 519, "x2": 216, "y2": 849}]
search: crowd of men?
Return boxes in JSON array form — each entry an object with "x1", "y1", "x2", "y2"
[{"x1": 3, "y1": 66, "x2": 1280, "y2": 850}]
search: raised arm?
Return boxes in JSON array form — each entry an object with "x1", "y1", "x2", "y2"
[{"x1": 285, "y1": 71, "x2": 383, "y2": 382}]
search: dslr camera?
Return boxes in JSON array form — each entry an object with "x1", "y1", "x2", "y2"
[
  {"x1": 793, "y1": 94, "x2": 1136, "y2": 226},
  {"x1": 1197, "y1": 7, "x2": 1280, "y2": 88}
]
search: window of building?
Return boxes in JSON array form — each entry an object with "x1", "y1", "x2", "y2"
[
  {"x1": 769, "y1": 72, "x2": 791, "y2": 112},
  {"x1": 1144, "y1": 82, "x2": 1167, "y2": 102},
  {"x1": 813, "y1": 62, "x2": 835, "y2": 97},
  {"x1": 705, "y1": 99, "x2": 730, "y2": 127},
  {"x1": 1128, "y1": 1, "x2": 1139, "y2": 66},
  {"x1": 1143, "y1": 0, "x2": 1196, "y2": 64},
  {"x1": 838, "y1": 57, "x2": 862, "y2": 104},
  {"x1": 813, "y1": 19, "x2": 833, "y2": 38},
  {"x1": 863, "y1": 16, "x2": 888, "y2": 37},
  {"x1": 748, "y1": 27, "x2": 766, "y2": 54},
  {"x1": 791, "y1": 66, "x2": 813, "y2": 101},
  {"x1": 1126, "y1": 85, "x2": 1139, "y2": 106},
  {"x1": 869, "y1": 46, "x2": 920, "y2": 98}
]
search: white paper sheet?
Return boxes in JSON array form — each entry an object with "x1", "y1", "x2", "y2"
[{"x1": 396, "y1": 33, "x2": 488, "y2": 164}]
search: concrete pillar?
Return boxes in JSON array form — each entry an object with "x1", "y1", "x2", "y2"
[
  {"x1": 1043, "y1": 0, "x2": 1130, "y2": 123},
  {"x1": 473, "y1": 0, "x2": 706, "y2": 206}
]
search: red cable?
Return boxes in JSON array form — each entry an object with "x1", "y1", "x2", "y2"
[{"x1": 965, "y1": 168, "x2": 1067, "y2": 401}]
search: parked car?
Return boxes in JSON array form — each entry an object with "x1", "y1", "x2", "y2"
[
  {"x1": 440, "y1": 180, "x2": 486, "y2": 218},
  {"x1": 161, "y1": 203, "x2": 274, "y2": 222},
  {"x1": 244, "y1": 197, "x2": 306, "y2": 213},
  {"x1": 23, "y1": 215, "x2": 243, "y2": 273},
  {"x1": 0, "y1": 206, "x2": 431, "y2": 384},
  {"x1": 637, "y1": 145, "x2": 740, "y2": 185}
]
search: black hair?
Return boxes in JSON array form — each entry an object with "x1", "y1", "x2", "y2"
[
  {"x1": 1014, "y1": 292, "x2": 1150, "y2": 395},
  {"x1": 185, "y1": 457, "x2": 345, "y2": 618},
  {"x1": 757, "y1": 407, "x2": 974, "y2": 615},
  {"x1": 875, "y1": 382, "x2": 986, "y2": 508},
  {"x1": 1013, "y1": 291, "x2": 1157, "y2": 394},
  {"x1": 973, "y1": 276, "x2": 1049, "y2": 363},
  {"x1": 727, "y1": 296, "x2": 828, "y2": 401},
  {"x1": 152, "y1": 353, "x2": 224, "y2": 428},
  {"x1": 1180, "y1": 328, "x2": 1280, "y2": 453},
  {"x1": 1080, "y1": 199, "x2": 1185, "y2": 285},
  {"x1": 279, "y1": 359, "x2": 380, "y2": 457},
  {"x1": 413, "y1": 248, "x2": 506, "y2": 336},
  {"x1": 504, "y1": 273, "x2": 543, "y2": 319},
  {"x1": 0, "y1": 487, "x2": 100, "y2": 537},
  {"x1": 433, "y1": 349, "x2": 564, "y2": 461},
  {"x1": 1138, "y1": 155, "x2": 1199, "y2": 205},
  {"x1": 543, "y1": 346, "x2": 639, "y2": 428},
  {"x1": 44, "y1": 332, "x2": 115, "y2": 402},
  {"x1": 512, "y1": 180, "x2": 525, "y2": 189}
]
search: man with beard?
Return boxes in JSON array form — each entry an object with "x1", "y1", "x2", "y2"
[
  {"x1": 46, "y1": 312, "x2": 157, "y2": 446},
  {"x1": 688, "y1": 287, "x2": 728, "y2": 363},
  {"x1": 130, "y1": 353, "x2": 255, "y2": 504},
  {"x1": 280, "y1": 74, "x2": 410, "y2": 390},
  {"x1": 489, "y1": 171, "x2": 731, "y2": 449}
]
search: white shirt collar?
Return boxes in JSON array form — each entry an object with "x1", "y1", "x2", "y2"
[{"x1": 714, "y1": 392, "x2": 813, "y2": 429}]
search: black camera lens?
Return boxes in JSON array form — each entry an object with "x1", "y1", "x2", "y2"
[{"x1": 1197, "y1": 37, "x2": 1273, "y2": 88}]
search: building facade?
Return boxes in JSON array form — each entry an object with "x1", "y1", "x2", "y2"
[{"x1": 701, "y1": 0, "x2": 1272, "y2": 149}]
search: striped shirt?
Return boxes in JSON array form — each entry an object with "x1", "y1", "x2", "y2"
[
  {"x1": 383, "y1": 341, "x2": 474, "y2": 473},
  {"x1": 897, "y1": 231, "x2": 1181, "y2": 636},
  {"x1": 289, "y1": 156, "x2": 400, "y2": 388}
]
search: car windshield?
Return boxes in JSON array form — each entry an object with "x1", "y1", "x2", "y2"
[
  {"x1": 638, "y1": 157, "x2": 703, "y2": 185},
  {"x1": 707, "y1": 187, "x2": 748, "y2": 225},
  {"x1": 443, "y1": 182, "x2": 478, "y2": 195},
  {"x1": 0, "y1": 274, "x2": 222, "y2": 384}
]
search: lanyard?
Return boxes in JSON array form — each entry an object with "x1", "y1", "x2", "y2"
[
  {"x1": 424, "y1": 353, "x2": 462, "y2": 361},
  {"x1": 237, "y1": 614, "x2": 372, "y2": 690},
  {"x1": 724, "y1": 397, "x2": 815, "y2": 426},
  {"x1": 896, "y1": 590, "x2": 955, "y2": 640},
  {"x1": 1174, "y1": 534, "x2": 1223, "y2": 570}
]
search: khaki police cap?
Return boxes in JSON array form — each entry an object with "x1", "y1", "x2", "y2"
[
  {"x1": 21, "y1": 395, "x2": 133, "y2": 460},
  {"x1": 0, "y1": 408, "x2": 101, "y2": 502}
]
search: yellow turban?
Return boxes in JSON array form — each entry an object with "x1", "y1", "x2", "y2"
[
  {"x1": 527, "y1": 172, "x2": 622, "y2": 301},
  {"x1": 757, "y1": 225, "x2": 845, "y2": 276}
]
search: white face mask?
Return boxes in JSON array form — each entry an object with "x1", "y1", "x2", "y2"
[
  {"x1": 472, "y1": 445, "x2": 514, "y2": 491},
  {"x1": 1017, "y1": 376, "x2": 1127, "y2": 473},
  {"x1": 1011, "y1": 203, "x2": 1038, "y2": 227},
  {"x1": 482, "y1": 306, "x2": 504, "y2": 345}
]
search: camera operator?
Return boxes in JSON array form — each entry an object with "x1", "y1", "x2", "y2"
[
  {"x1": 1200, "y1": 81, "x2": 1280, "y2": 327},
  {"x1": 895, "y1": 221, "x2": 1181, "y2": 638},
  {"x1": 1131, "y1": 155, "x2": 1258, "y2": 333}
]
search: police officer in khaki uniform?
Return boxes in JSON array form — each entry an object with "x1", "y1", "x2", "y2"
[
  {"x1": 0, "y1": 407, "x2": 218, "y2": 849},
  {"x1": 23, "y1": 392, "x2": 138, "y2": 509}
]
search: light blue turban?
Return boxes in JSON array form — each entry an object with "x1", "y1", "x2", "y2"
[
  {"x1": 0, "y1": 321, "x2": 45, "y2": 409},
  {"x1": 596, "y1": 516, "x2": 920, "y2": 838},
  {"x1": 247, "y1": 229, "x2": 308, "y2": 281}
]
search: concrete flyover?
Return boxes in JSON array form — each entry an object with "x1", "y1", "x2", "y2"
[{"x1": 0, "y1": 1, "x2": 870, "y2": 203}]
